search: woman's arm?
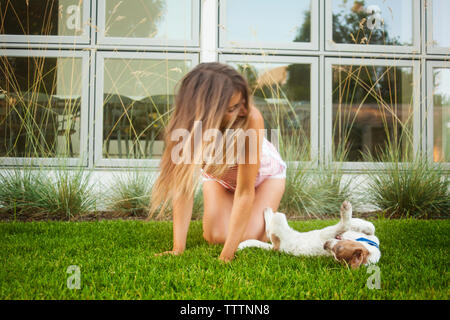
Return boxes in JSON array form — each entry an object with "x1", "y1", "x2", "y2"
[
  {"x1": 155, "y1": 192, "x2": 193, "y2": 256},
  {"x1": 219, "y1": 189, "x2": 255, "y2": 262},
  {"x1": 219, "y1": 108, "x2": 264, "y2": 262},
  {"x1": 172, "y1": 193, "x2": 194, "y2": 253}
]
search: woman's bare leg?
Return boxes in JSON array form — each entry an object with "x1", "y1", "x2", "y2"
[
  {"x1": 202, "y1": 178, "x2": 285, "y2": 244},
  {"x1": 202, "y1": 181, "x2": 233, "y2": 244}
]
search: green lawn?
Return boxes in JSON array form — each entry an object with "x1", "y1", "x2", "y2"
[{"x1": 0, "y1": 219, "x2": 448, "y2": 299}]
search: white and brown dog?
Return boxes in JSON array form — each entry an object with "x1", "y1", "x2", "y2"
[{"x1": 238, "y1": 201, "x2": 380, "y2": 269}]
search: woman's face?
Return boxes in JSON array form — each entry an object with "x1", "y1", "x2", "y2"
[{"x1": 221, "y1": 91, "x2": 247, "y2": 127}]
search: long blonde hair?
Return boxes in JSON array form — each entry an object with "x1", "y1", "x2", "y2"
[{"x1": 148, "y1": 62, "x2": 251, "y2": 218}]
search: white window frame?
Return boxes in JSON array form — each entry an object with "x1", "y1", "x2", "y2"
[
  {"x1": 0, "y1": 49, "x2": 90, "y2": 167},
  {"x1": 325, "y1": 0, "x2": 421, "y2": 54},
  {"x1": 201, "y1": 0, "x2": 218, "y2": 62},
  {"x1": 0, "y1": 1, "x2": 91, "y2": 45},
  {"x1": 219, "y1": 54, "x2": 319, "y2": 165},
  {"x1": 426, "y1": 0, "x2": 450, "y2": 55},
  {"x1": 324, "y1": 57, "x2": 421, "y2": 170},
  {"x1": 94, "y1": 51, "x2": 199, "y2": 168},
  {"x1": 426, "y1": 60, "x2": 450, "y2": 167},
  {"x1": 218, "y1": 0, "x2": 319, "y2": 51},
  {"x1": 96, "y1": 0, "x2": 200, "y2": 48}
]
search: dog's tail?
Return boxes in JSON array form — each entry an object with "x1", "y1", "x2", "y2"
[{"x1": 237, "y1": 239, "x2": 273, "y2": 251}]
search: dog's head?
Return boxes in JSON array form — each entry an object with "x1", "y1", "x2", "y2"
[{"x1": 323, "y1": 239, "x2": 369, "y2": 269}]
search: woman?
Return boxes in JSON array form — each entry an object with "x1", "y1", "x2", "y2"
[{"x1": 150, "y1": 62, "x2": 287, "y2": 262}]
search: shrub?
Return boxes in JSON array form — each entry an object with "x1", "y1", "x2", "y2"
[
  {"x1": 364, "y1": 145, "x2": 450, "y2": 218},
  {"x1": 102, "y1": 170, "x2": 154, "y2": 217},
  {"x1": 103, "y1": 170, "x2": 204, "y2": 219},
  {"x1": 280, "y1": 161, "x2": 354, "y2": 218},
  {"x1": 0, "y1": 163, "x2": 98, "y2": 219}
]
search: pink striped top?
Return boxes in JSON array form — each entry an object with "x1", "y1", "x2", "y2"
[{"x1": 200, "y1": 137, "x2": 287, "y2": 191}]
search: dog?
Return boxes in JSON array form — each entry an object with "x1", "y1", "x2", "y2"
[{"x1": 238, "y1": 201, "x2": 381, "y2": 269}]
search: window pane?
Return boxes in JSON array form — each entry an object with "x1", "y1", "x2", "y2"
[
  {"x1": 0, "y1": 0, "x2": 85, "y2": 37},
  {"x1": 0, "y1": 56, "x2": 83, "y2": 158},
  {"x1": 102, "y1": 58, "x2": 192, "y2": 159},
  {"x1": 432, "y1": 68, "x2": 450, "y2": 162},
  {"x1": 332, "y1": 64, "x2": 414, "y2": 161},
  {"x1": 224, "y1": 0, "x2": 312, "y2": 45},
  {"x1": 432, "y1": 0, "x2": 450, "y2": 48},
  {"x1": 332, "y1": 0, "x2": 413, "y2": 46},
  {"x1": 104, "y1": 0, "x2": 193, "y2": 41},
  {"x1": 228, "y1": 61, "x2": 311, "y2": 161}
]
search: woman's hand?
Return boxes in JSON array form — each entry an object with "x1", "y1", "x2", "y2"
[
  {"x1": 157, "y1": 193, "x2": 192, "y2": 259},
  {"x1": 218, "y1": 251, "x2": 235, "y2": 263},
  {"x1": 154, "y1": 249, "x2": 183, "y2": 257}
]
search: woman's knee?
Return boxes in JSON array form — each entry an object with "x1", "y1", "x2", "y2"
[
  {"x1": 202, "y1": 210, "x2": 227, "y2": 244},
  {"x1": 202, "y1": 225, "x2": 226, "y2": 244}
]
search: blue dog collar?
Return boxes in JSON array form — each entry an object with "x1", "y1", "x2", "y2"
[{"x1": 356, "y1": 237, "x2": 380, "y2": 249}]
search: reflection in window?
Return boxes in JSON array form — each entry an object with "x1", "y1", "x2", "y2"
[
  {"x1": 104, "y1": 0, "x2": 193, "y2": 41},
  {"x1": 432, "y1": 68, "x2": 450, "y2": 162},
  {"x1": 0, "y1": 56, "x2": 83, "y2": 158},
  {"x1": 332, "y1": 64, "x2": 414, "y2": 161},
  {"x1": 102, "y1": 58, "x2": 191, "y2": 159},
  {"x1": 224, "y1": 0, "x2": 312, "y2": 45},
  {"x1": 432, "y1": 0, "x2": 450, "y2": 48},
  {"x1": 332, "y1": 0, "x2": 413, "y2": 46},
  {"x1": 0, "y1": 0, "x2": 84, "y2": 36},
  {"x1": 229, "y1": 62, "x2": 311, "y2": 161}
]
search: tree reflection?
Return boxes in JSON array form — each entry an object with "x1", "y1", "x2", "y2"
[{"x1": 332, "y1": 0, "x2": 401, "y2": 45}]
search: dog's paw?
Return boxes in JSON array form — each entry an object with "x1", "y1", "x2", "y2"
[
  {"x1": 340, "y1": 200, "x2": 352, "y2": 221},
  {"x1": 341, "y1": 200, "x2": 351, "y2": 212},
  {"x1": 238, "y1": 239, "x2": 273, "y2": 251},
  {"x1": 238, "y1": 240, "x2": 256, "y2": 250}
]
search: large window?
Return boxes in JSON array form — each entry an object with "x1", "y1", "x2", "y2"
[
  {"x1": 325, "y1": 58, "x2": 420, "y2": 167},
  {"x1": 94, "y1": 52, "x2": 197, "y2": 167},
  {"x1": 427, "y1": 62, "x2": 450, "y2": 164},
  {"x1": 219, "y1": 0, "x2": 318, "y2": 51},
  {"x1": 0, "y1": 0, "x2": 90, "y2": 44},
  {"x1": 0, "y1": 50, "x2": 89, "y2": 165},
  {"x1": 326, "y1": 0, "x2": 420, "y2": 53},
  {"x1": 427, "y1": 0, "x2": 450, "y2": 54},
  {"x1": 97, "y1": 0, "x2": 199, "y2": 46}
]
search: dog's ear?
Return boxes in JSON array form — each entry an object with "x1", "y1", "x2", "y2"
[{"x1": 350, "y1": 249, "x2": 364, "y2": 269}]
